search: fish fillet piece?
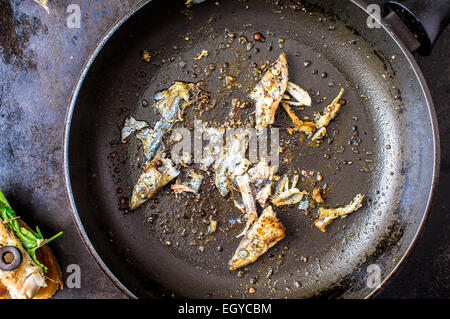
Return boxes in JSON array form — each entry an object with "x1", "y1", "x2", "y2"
[
  {"x1": 130, "y1": 152, "x2": 180, "y2": 210},
  {"x1": 200, "y1": 126, "x2": 224, "y2": 171},
  {"x1": 315, "y1": 193, "x2": 364, "y2": 232},
  {"x1": 250, "y1": 53, "x2": 288, "y2": 130},
  {"x1": 0, "y1": 222, "x2": 46, "y2": 299},
  {"x1": 135, "y1": 121, "x2": 171, "y2": 162},
  {"x1": 229, "y1": 206, "x2": 285, "y2": 271},
  {"x1": 126, "y1": 82, "x2": 196, "y2": 163}
]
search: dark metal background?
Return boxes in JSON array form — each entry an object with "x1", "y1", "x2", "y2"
[{"x1": 0, "y1": 0, "x2": 448, "y2": 298}]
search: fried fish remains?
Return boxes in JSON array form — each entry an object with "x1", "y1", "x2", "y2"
[
  {"x1": 285, "y1": 81, "x2": 312, "y2": 106},
  {"x1": 312, "y1": 88, "x2": 345, "y2": 141},
  {"x1": 315, "y1": 193, "x2": 364, "y2": 232},
  {"x1": 281, "y1": 102, "x2": 315, "y2": 137},
  {"x1": 213, "y1": 131, "x2": 251, "y2": 197},
  {"x1": 248, "y1": 158, "x2": 277, "y2": 208},
  {"x1": 271, "y1": 174, "x2": 308, "y2": 206},
  {"x1": 229, "y1": 206, "x2": 285, "y2": 271},
  {"x1": 130, "y1": 152, "x2": 180, "y2": 210},
  {"x1": 234, "y1": 173, "x2": 258, "y2": 238},
  {"x1": 250, "y1": 53, "x2": 288, "y2": 130}
]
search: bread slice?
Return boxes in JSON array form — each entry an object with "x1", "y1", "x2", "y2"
[{"x1": 0, "y1": 221, "x2": 63, "y2": 299}]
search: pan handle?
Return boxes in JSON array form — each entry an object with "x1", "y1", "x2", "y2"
[{"x1": 383, "y1": 0, "x2": 450, "y2": 55}]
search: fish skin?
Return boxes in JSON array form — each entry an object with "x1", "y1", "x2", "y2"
[
  {"x1": 171, "y1": 170, "x2": 204, "y2": 195},
  {"x1": 229, "y1": 206, "x2": 285, "y2": 271},
  {"x1": 285, "y1": 81, "x2": 312, "y2": 107},
  {"x1": 130, "y1": 152, "x2": 180, "y2": 210},
  {"x1": 213, "y1": 131, "x2": 250, "y2": 197},
  {"x1": 134, "y1": 82, "x2": 195, "y2": 163},
  {"x1": 154, "y1": 82, "x2": 194, "y2": 122},
  {"x1": 250, "y1": 53, "x2": 288, "y2": 130},
  {"x1": 136, "y1": 120, "x2": 171, "y2": 162},
  {"x1": 121, "y1": 116, "x2": 149, "y2": 142},
  {"x1": 248, "y1": 158, "x2": 277, "y2": 208}
]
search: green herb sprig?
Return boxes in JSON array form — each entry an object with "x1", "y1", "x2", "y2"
[{"x1": 0, "y1": 189, "x2": 63, "y2": 273}]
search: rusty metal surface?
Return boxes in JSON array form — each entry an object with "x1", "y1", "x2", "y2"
[
  {"x1": 0, "y1": 0, "x2": 448, "y2": 299},
  {"x1": 0, "y1": 0, "x2": 141, "y2": 299}
]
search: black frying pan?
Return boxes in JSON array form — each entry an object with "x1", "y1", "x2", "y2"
[{"x1": 64, "y1": 0, "x2": 446, "y2": 298}]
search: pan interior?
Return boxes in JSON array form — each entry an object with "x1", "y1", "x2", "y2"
[{"x1": 67, "y1": 0, "x2": 436, "y2": 298}]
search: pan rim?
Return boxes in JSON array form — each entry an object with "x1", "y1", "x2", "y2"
[{"x1": 62, "y1": 0, "x2": 440, "y2": 299}]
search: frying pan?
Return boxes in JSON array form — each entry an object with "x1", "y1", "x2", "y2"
[{"x1": 63, "y1": 0, "x2": 447, "y2": 298}]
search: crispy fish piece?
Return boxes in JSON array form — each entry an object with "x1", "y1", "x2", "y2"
[
  {"x1": 312, "y1": 88, "x2": 344, "y2": 141},
  {"x1": 271, "y1": 174, "x2": 308, "y2": 206},
  {"x1": 315, "y1": 193, "x2": 364, "y2": 232},
  {"x1": 130, "y1": 152, "x2": 180, "y2": 210},
  {"x1": 233, "y1": 159, "x2": 277, "y2": 238},
  {"x1": 229, "y1": 206, "x2": 285, "y2": 271},
  {"x1": 250, "y1": 53, "x2": 288, "y2": 130}
]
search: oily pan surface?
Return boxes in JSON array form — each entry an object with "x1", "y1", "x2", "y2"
[{"x1": 68, "y1": 0, "x2": 434, "y2": 298}]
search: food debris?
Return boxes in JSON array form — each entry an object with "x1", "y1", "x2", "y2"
[
  {"x1": 312, "y1": 88, "x2": 345, "y2": 141},
  {"x1": 208, "y1": 218, "x2": 218, "y2": 234},
  {"x1": 282, "y1": 102, "x2": 315, "y2": 137},
  {"x1": 253, "y1": 32, "x2": 265, "y2": 41},
  {"x1": 232, "y1": 97, "x2": 250, "y2": 109},
  {"x1": 315, "y1": 193, "x2": 364, "y2": 232},
  {"x1": 141, "y1": 48, "x2": 151, "y2": 62},
  {"x1": 312, "y1": 187, "x2": 324, "y2": 203},
  {"x1": 195, "y1": 49, "x2": 209, "y2": 60}
]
